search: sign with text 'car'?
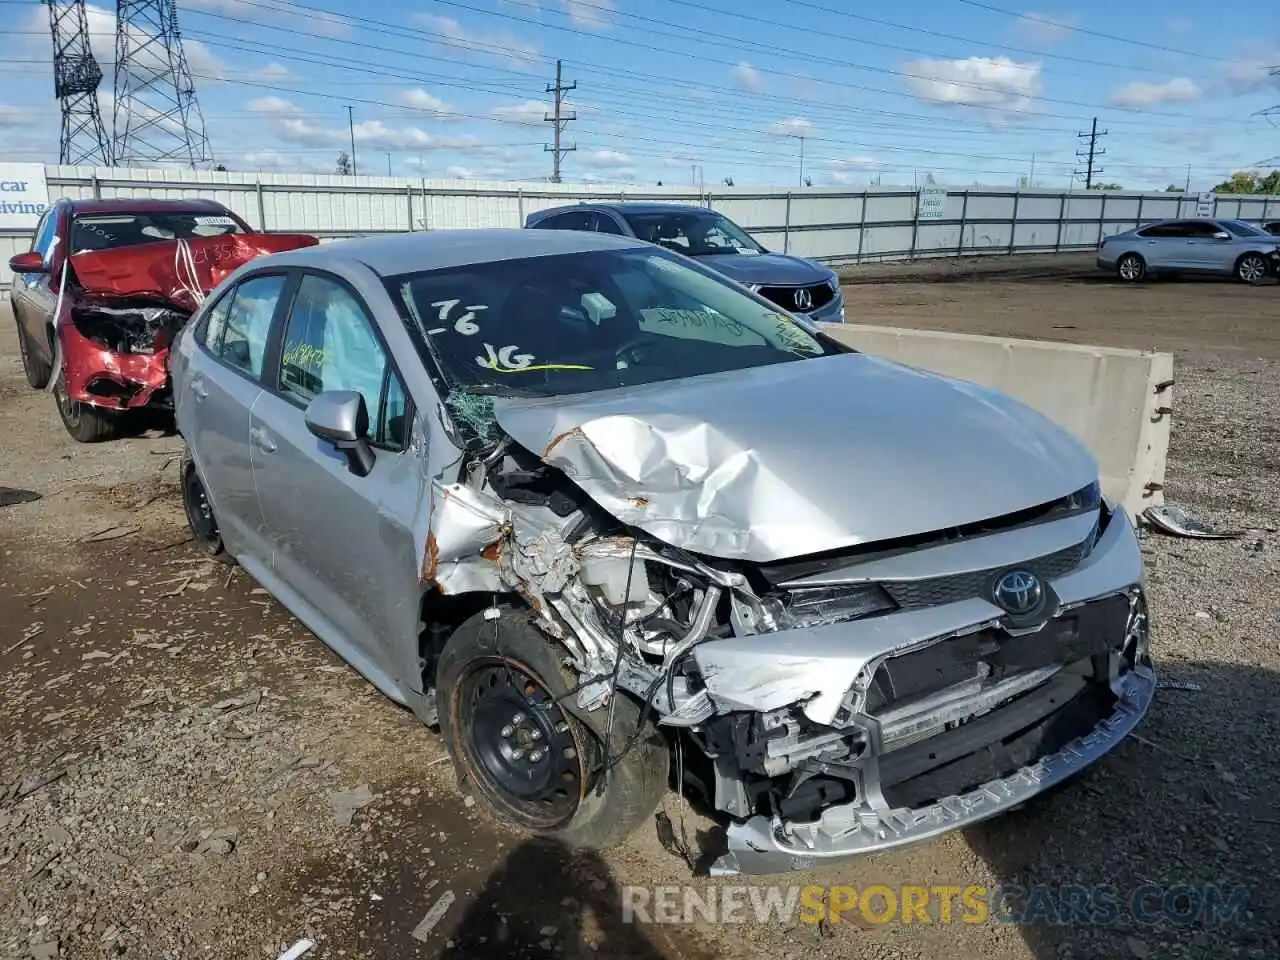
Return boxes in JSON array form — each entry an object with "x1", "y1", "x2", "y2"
[
  {"x1": 917, "y1": 187, "x2": 947, "y2": 220},
  {"x1": 0, "y1": 163, "x2": 50, "y2": 231}
]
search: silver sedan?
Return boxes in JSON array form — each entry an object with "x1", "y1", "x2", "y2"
[
  {"x1": 170, "y1": 229, "x2": 1151, "y2": 876},
  {"x1": 1097, "y1": 218, "x2": 1280, "y2": 284}
]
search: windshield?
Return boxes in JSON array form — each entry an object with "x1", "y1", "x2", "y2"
[
  {"x1": 620, "y1": 211, "x2": 764, "y2": 256},
  {"x1": 1221, "y1": 220, "x2": 1270, "y2": 238},
  {"x1": 386, "y1": 247, "x2": 841, "y2": 399},
  {"x1": 70, "y1": 212, "x2": 245, "y2": 254}
]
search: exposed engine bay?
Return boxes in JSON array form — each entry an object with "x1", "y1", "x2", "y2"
[
  {"x1": 421, "y1": 382, "x2": 1155, "y2": 876},
  {"x1": 69, "y1": 303, "x2": 189, "y2": 356}
]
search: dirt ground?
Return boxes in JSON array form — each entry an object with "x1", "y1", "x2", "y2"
[{"x1": 2, "y1": 257, "x2": 1278, "y2": 960}]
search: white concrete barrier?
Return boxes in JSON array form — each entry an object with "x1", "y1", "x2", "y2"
[{"x1": 821, "y1": 323, "x2": 1173, "y2": 523}]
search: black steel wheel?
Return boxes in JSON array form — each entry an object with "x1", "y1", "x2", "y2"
[
  {"x1": 458, "y1": 659, "x2": 587, "y2": 830},
  {"x1": 438, "y1": 608, "x2": 669, "y2": 849},
  {"x1": 181, "y1": 451, "x2": 234, "y2": 565}
]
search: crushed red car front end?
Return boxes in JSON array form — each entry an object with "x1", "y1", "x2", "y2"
[{"x1": 59, "y1": 233, "x2": 318, "y2": 411}]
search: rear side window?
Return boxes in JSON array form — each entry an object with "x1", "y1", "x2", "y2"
[
  {"x1": 535, "y1": 211, "x2": 593, "y2": 231},
  {"x1": 206, "y1": 273, "x2": 287, "y2": 379},
  {"x1": 1137, "y1": 223, "x2": 1184, "y2": 238}
]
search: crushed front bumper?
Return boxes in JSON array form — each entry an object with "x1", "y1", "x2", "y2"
[
  {"x1": 59, "y1": 321, "x2": 170, "y2": 411},
  {"x1": 698, "y1": 506, "x2": 1152, "y2": 876},
  {"x1": 710, "y1": 663, "x2": 1152, "y2": 875}
]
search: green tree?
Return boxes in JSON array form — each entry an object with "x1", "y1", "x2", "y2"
[
  {"x1": 1088, "y1": 182, "x2": 1124, "y2": 190},
  {"x1": 335, "y1": 151, "x2": 353, "y2": 176},
  {"x1": 1164, "y1": 184, "x2": 1184, "y2": 192},
  {"x1": 1212, "y1": 169, "x2": 1280, "y2": 194}
]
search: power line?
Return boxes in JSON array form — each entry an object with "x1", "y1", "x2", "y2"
[
  {"x1": 543, "y1": 58, "x2": 576, "y2": 183},
  {"x1": 1075, "y1": 117, "x2": 1108, "y2": 189},
  {"x1": 951, "y1": 0, "x2": 1231, "y2": 63}
]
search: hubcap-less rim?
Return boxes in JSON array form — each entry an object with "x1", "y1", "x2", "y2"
[
  {"x1": 54, "y1": 376, "x2": 81, "y2": 427},
  {"x1": 183, "y1": 469, "x2": 219, "y2": 546},
  {"x1": 460, "y1": 660, "x2": 584, "y2": 827},
  {"x1": 1120, "y1": 257, "x2": 1141, "y2": 280},
  {"x1": 1240, "y1": 257, "x2": 1265, "y2": 282}
]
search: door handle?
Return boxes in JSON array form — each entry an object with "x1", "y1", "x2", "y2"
[
  {"x1": 250, "y1": 426, "x2": 277, "y2": 453},
  {"x1": 190, "y1": 377, "x2": 209, "y2": 400}
]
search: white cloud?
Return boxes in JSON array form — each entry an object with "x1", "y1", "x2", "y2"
[
  {"x1": 1220, "y1": 52, "x2": 1280, "y2": 94},
  {"x1": 824, "y1": 156, "x2": 883, "y2": 184},
  {"x1": 184, "y1": 0, "x2": 349, "y2": 37},
  {"x1": 1110, "y1": 77, "x2": 1201, "y2": 108},
  {"x1": 247, "y1": 96, "x2": 301, "y2": 116},
  {"x1": 0, "y1": 105, "x2": 34, "y2": 128},
  {"x1": 415, "y1": 14, "x2": 541, "y2": 69},
  {"x1": 490, "y1": 100, "x2": 548, "y2": 124},
  {"x1": 731, "y1": 61, "x2": 766, "y2": 94},
  {"x1": 236, "y1": 149, "x2": 329, "y2": 173},
  {"x1": 1012, "y1": 12, "x2": 1076, "y2": 45},
  {"x1": 255, "y1": 62, "x2": 291, "y2": 79},
  {"x1": 563, "y1": 0, "x2": 613, "y2": 30},
  {"x1": 769, "y1": 117, "x2": 814, "y2": 137},
  {"x1": 584, "y1": 148, "x2": 632, "y2": 168},
  {"x1": 398, "y1": 89, "x2": 457, "y2": 119},
  {"x1": 903, "y1": 56, "x2": 1042, "y2": 111}
]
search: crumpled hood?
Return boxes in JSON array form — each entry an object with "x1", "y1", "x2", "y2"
[
  {"x1": 492, "y1": 353, "x2": 1098, "y2": 563},
  {"x1": 692, "y1": 252, "x2": 831, "y2": 286}
]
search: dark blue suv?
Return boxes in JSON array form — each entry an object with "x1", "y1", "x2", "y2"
[{"x1": 525, "y1": 202, "x2": 845, "y2": 323}]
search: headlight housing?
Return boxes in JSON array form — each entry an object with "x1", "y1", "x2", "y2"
[
  {"x1": 1064, "y1": 479, "x2": 1102, "y2": 513},
  {"x1": 826, "y1": 275, "x2": 840, "y2": 293},
  {"x1": 763, "y1": 583, "x2": 896, "y2": 631}
]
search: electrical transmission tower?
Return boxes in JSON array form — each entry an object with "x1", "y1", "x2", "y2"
[
  {"x1": 544, "y1": 59, "x2": 576, "y2": 183},
  {"x1": 114, "y1": 0, "x2": 212, "y2": 167},
  {"x1": 47, "y1": 1, "x2": 112, "y2": 166},
  {"x1": 1074, "y1": 116, "x2": 1107, "y2": 189}
]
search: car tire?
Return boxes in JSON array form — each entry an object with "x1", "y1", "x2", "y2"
[
  {"x1": 52, "y1": 370, "x2": 126, "y2": 443},
  {"x1": 1235, "y1": 252, "x2": 1269, "y2": 285},
  {"x1": 1116, "y1": 253, "x2": 1146, "y2": 283},
  {"x1": 438, "y1": 607, "x2": 669, "y2": 850},
  {"x1": 181, "y1": 450, "x2": 234, "y2": 565},
  {"x1": 14, "y1": 318, "x2": 53, "y2": 389}
]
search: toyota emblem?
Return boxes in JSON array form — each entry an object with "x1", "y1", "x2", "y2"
[
  {"x1": 992, "y1": 569, "x2": 1043, "y2": 615},
  {"x1": 793, "y1": 287, "x2": 813, "y2": 311}
]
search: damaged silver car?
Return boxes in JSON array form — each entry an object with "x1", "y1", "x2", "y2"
[{"x1": 170, "y1": 229, "x2": 1154, "y2": 876}]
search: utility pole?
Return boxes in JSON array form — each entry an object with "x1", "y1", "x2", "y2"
[
  {"x1": 1184, "y1": 164, "x2": 1192, "y2": 192},
  {"x1": 1074, "y1": 116, "x2": 1107, "y2": 189},
  {"x1": 1029, "y1": 153, "x2": 1036, "y2": 187},
  {"x1": 346, "y1": 105, "x2": 357, "y2": 176},
  {"x1": 543, "y1": 59, "x2": 576, "y2": 183},
  {"x1": 386, "y1": 152, "x2": 392, "y2": 176}
]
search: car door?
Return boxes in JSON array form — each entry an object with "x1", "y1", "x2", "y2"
[
  {"x1": 1181, "y1": 221, "x2": 1235, "y2": 272},
  {"x1": 183, "y1": 271, "x2": 292, "y2": 568},
  {"x1": 1135, "y1": 221, "x2": 1189, "y2": 269},
  {"x1": 12, "y1": 206, "x2": 62, "y2": 360},
  {"x1": 247, "y1": 270, "x2": 421, "y2": 702}
]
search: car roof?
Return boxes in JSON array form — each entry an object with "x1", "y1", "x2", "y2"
[
  {"x1": 65, "y1": 197, "x2": 240, "y2": 217},
  {"x1": 532, "y1": 201, "x2": 715, "y2": 218},
  {"x1": 263, "y1": 228, "x2": 649, "y2": 276}
]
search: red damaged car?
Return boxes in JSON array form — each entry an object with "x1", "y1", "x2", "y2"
[{"x1": 9, "y1": 198, "x2": 317, "y2": 442}]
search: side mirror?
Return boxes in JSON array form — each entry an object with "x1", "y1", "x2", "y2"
[
  {"x1": 8, "y1": 251, "x2": 46, "y2": 274},
  {"x1": 1213, "y1": 231, "x2": 1231, "y2": 240},
  {"x1": 305, "y1": 391, "x2": 375, "y2": 477}
]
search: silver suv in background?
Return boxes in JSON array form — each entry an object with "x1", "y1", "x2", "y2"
[
  {"x1": 1097, "y1": 218, "x2": 1280, "y2": 284},
  {"x1": 525, "y1": 202, "x2": 846, "y2": 323}
]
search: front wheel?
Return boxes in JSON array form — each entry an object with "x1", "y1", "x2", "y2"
[
  {"x1": 15, "y1": 318, "x2": 52, "y2": 389},
  {"x1": 438, "y1": 608, "x2": 668, "y2": 849},
  {"x1": 52, "y1": 370, "x2": 126, "y2": 443},
  {"x1": 1116, "y1": 253, "x2": 1146, "y2": 283},
  {"x1": 1235, "y1": 253, "x2": 1269, "y2": 285}
]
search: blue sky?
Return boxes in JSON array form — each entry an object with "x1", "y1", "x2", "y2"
[{"x1": 1, "y1": 0, "x2": 1278, "y2": 188}]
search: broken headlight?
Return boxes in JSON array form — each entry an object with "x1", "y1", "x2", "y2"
[
  {"x1": 1064, "y1": 479, "x2": 1102, "y2": 513},
  {"x1": 765, "y1": 583, "x2": 897, "y2": 631}
]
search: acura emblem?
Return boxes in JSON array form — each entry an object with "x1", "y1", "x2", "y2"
[
  {"x1": 993, "y1": 569, "x2": 1043, "y2": 615},
  {"x1": 793, "y1": 287, "x2": 813, "y2": 311}
]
